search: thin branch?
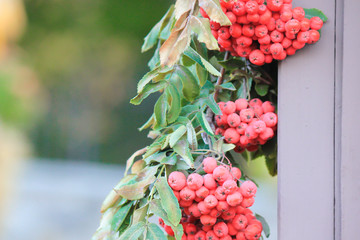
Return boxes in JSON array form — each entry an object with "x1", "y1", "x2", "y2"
[{"x1": 214, "y1": 51, "x2": 230, "y2": 101}]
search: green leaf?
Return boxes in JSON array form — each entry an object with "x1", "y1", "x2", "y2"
[
  {"x1": 111, "y1": 201, "x2": 133, "y2": 232},
  {"x1": 146, "y1": 223, "x2": 167, "y2": 240},
  {"x1": 175, "y1": 65, "x2": 200, "y2": 102},
  {"x1": 184, "y1": 47, "x2": 221, "y2": 77},
  {"x1": 255, "y1": 83, "x2": 269, "y2": 97},
  {"x1": 304, "y1": 8, "x2": 328, "y2": 22},
  {"x1": 255, "y1": 214, "x2": 271, "y2": 238},
  {"x1": 148, "y1": 41, "x2": 161, "y2": 70},
  {"x1": 218, "y1": 58, "x2": 246, "y2": 71},
  {"x1": 119, "y1": 221, "x2": 146, "y2": 240},
  {"x1": 155, "y1": 177, "x2": 182, "y2": 226},
  {"x1": 115, "y1": 167, "x2": 158, "y2": 200},
  {"x1": 180, "y1": 105, "x2": 199, "y2": 117},
  {"x1": 131, "y1": 81, "x2": 167, "y2": 105},
  {"x1": 220, "y1": 82, "x2": 236, "y2": 91},
  {"x1": 154, "y1": 94, "x2": 168, "y2": 129},
  {"x1": 173, "y1": 138, "x2": 194, "y2": 168},
  {"x1": 133, "y1": 204, "x2": 149, "y2": 224},
  {"x1": 222, "y1": 143, "x2": 235, "y2": 153},
  {"x1": 166, "y1": 83, "x2": 181, "y2": 124},
  {"x1": 186, "y1": 122, "x2": 198, "y2": 150},
  {"x1": 142, "y1": 5, "x2": 175, "y2": 52},
  {"x1": 137, "y1": 67, "x2": 161, "y2": 93},
  {"x1": 265, "y1": 155, "x2": 277, "y2": 176},
  {"x1": 190, "y1": 16, "x2": 219, "y2": 50},
  {"x1": 197, "y1": 111, "x2": 214, "y2": 136},
  {"x1": 196, "y1": 63, "x2": 208, "y2": 86},
  {"x1": 169, "y1": 125, "x2": 187, "y2": 148},
  {"x1": 205, "y1": 95, "x2": 221, "y2": 115},
  {"x1": 149, "y1": 200, "x2": 184, "y2": 240},
  {"x1": 139, "y1": 114, "x2": 155, "y2": 131}
]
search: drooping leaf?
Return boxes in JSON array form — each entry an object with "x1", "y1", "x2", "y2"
[
  {"x1": 146, "y1": 223, "x2": 168, "y2": 240},
  {"x1": 166, "y1": 83, "x2": 181, "y2": 123},
  {"x1": 169, "y1": 125, "x2": 187, "y2": 147},
  {"x1": 155, "y1": 177, "x2": 182, "y2": 226},
  {"x1": 205, "y1": 95, "x2": 221, "y2": 115},
  {"x1": 174, "y1": 0, "x2": 194, "y2": 19},
  {"x1": 139, "y1": 114, "x2": 155, "y2": 131},
  {"x1": 220, "y1": 82, "x2": 236, "y2": 91},
  {"x1": 304, "y1": 8, "x2": 328, "y2": 22},
  {"x1": 160, "y1": 11, "x2": 192, "y2": 67},
  {"x1": 255, "y1": 214, "x2": 271, "y2": 238},
  {"x1": 222, "y1": 143, "x2": 235, "y2": 153},
  {"x1": 175, "y1": 65, "x2": 200, "y2": 102},
  {"x1": 197, "y1": 111, "x2": 214, "y2": 136},
  {"x1": 184, "y1": 47, "x2": 221, "y2": 77},
  {"x1": 180, "y1": 105, "x2": 200, "y2": 117},
  {"x1": 186, "y1": 121, "x2": 198, "y2": 150},
  {"x1": 137, "y1": 67, "x2": 161, "y2": 93},
  {"x1": 154, "y1": 94, "x2": 168, "y2": 129},
  {"x1": 142, "y1": 5, "x2": 175, "y2": 52},
  {"x1": 131, "y1": 160, "x2": 146, "y2": 174},
  {"x1": 119, "y1": 221, "x2": 146, "y2": 240},
  {"x1": 131, "y1": 81, "x2": 167, "y2": 105},
  {"x1": 198, "y1": 0, "x2": 231, "y2": 25},
  {"x1": 132, "y1": 204, "x2": 149, "y2": 224},
  {"x1": 255, "y1": 83, "x2": 269, "y2": 96},
  {"x1": 173, "y1": 137, "x2": 194, "y2": 168},
  {"x1": 196, "y1": 63, "x2": 208, "y2": 86},
  {"x1": 124, "y1": 148, "x2": 147, "y2": 176},
  {"x1": 115, "y1": 167, "x2": 158, "y2": 200},
  {"x1": 190, "y1": 16, "x2": 219, "y2": 51},
  {"x1": 111, "y1": 201, "x2": 133, "y2": 232},
  {"x1": 265, "y1": 155, "x2": 277, "y2": 177}
]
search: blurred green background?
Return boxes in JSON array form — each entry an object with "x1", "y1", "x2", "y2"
[{"x1": 18, "y1": 0, "x2": 172, "y2": 163}]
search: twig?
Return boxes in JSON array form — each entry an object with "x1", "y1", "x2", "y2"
[{"x1": 214, "y1": 51, "x2": 230, "y2": 101}]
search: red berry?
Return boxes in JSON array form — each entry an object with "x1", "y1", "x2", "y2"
[
  {"x1": 270, "y1": 43, "x2": 284, "y2": 56},
  {"x1": 226, "y1": 11, "x2": 237, "y2": 24},
  {"x1": 292, "y1": 7, "x2": 305, "y2": 21},
  {"x1": 259, "y1": 127, "x2": 274, "y2": 140},
  {"x1": 222, "y1": 179, "x2": 237, "y2": 194},
  {"x1": 242, "y1": 24, "x2": 255, "y2": 37},
  {"x1": 194, "y1": 230, "x2": 206, "y2": 240},
  {"x1": 187, "y1": 173, "x2": 204, "y2": 190},
  {"x1": 232, "y1": 214, "x2": 248, "y2": 230},
  {"x1": 236, "y1": 122, "x2": 248, "y2": 135},
  {"x1": 196, "y1": 186, "x2": 210, "y2": 199},
  {"x1": 168, "y1": 171, "x2": 187, "y2": 191},
  {"x1": 267, "y1": 0, "x2": 284, "y2": 12},
  {"x1": 252, "y1": 120, "x2": 266, "y2": 133},
  {"x1": 300, "y1": 18, "x2": 311, "y2": 31},
  {"x1": 214, "y1": 222, "x2": 229, "y2": 237},
  {"x1": 180, "y1": 187, "x2": 196, "y2": 201},
  {"x1": 232, "y1": 1, "x2": 246, "y2": 16},
  {"x1": 230, "y1": 23, "x2": 242, "y2": 38},
  {"x1": 227, "y1": 191, "x2": 243, "y2": 206},
  {"x1": 285, "y1": 19, "x2": 301, "y2": 34},
  {"x1": 213, "y1": 166, "x2": 231, "y2": 183},
  {"x1": 240, "y1": 180, "x2": 257, "y2": 198},
  {"x1": 217, "y1": 200, "x2": 230, "y2": 212},
  {"x1": 262, "y1": 101, "x2": 276, "y2": 113},
  {"x1": 204, "y1": 195, "x2": 218, "y2": 209},
  {"x1": 255, "y1": 25, "x2": 268, "y2": 38},
  {"x1": 245, "y1": 0, "x2": 259, "y2": 14},
  {"x1": 189, "y1": 203, "x2": 202, "y2": 217},
  {"x1": 309, "y1": 29, "x2": 320, "y2": 43},
  {"x1": 223, "y1": 101, "x2": 237, "y2": 114},
  {"x1": 227, "y1": 113, "x2": 241, "y2": 127},
  {"x1": 215, "y1": 186, "x2": 227, "y2": 201},
  {"x1": 224, "y1": 128, "x2": 240, "y2": 144},
  {"x1": 210, "y1": 21, "x2": 221, "y2": 31},
  {"x1": 200, "y1": 215, "x2": 217, "y2": 226},
  {"x1": 204, "y1": 174, "x2": 217, "y2": 189},
  {"x1": 249, "y1": 49, "x2": 265, "y2": 66},
  {"x1": 198, "y1": 201, "x2": 211, "y2": 215},
  {"x1": 239, "y1": 109, "x2": 255, "y2": 122},
  {"x1": 218, "y1": 27, "x2": 231, "y2": 39},
  {"x1": 235, "y1": 98, "x2": 248, "y2": 111},
  {"x1": 230, "y1": 167, "x2": 242, "y2": 179},
  {"x1": 203, "y1": 157, "x2": 218, "y2": 174}
]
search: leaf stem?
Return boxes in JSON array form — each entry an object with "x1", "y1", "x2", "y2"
[{"x1": 214, "y1": 51, "x2": 230, "y2": 101}]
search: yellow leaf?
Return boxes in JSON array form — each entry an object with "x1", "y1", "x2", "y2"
[
  {"x1": 190, "y1": 16, "x2": 219, "y2": 50},
  {"x1": 198, "y1": 0, "x2": 231, "y2": 25},
  {"x1": 160, "y1": 16, "x2": 192, "y2": 67},
  {"x1": 174, "y1": 0, "x2": 195, "y2": 19}
]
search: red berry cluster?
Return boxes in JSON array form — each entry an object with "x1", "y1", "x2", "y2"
[
  {"x1": 214, "y1": 98, "x2": 277, "y2": 153},
  {"x1": 200, "y1": 0, "x2": 324, "y2": 65},
  {"x1": 164, "y1": 157, "x2": 263, "y2": 240}
]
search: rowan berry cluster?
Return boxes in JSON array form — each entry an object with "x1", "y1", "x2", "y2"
[
  {"x1": 163, "y1": 157, "x2": 263, "y2": 240},
  {"x1": 214, "y1": 98, "x2": 277, "y2": 153},
  {"x1": 200, "y1": 0, "x2": 324, "y2": 65}
]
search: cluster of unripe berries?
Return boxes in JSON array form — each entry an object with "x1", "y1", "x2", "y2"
[
  {"x1": 200, "y1": 0, "x2": 324, "y2": 65},
  {"x1": 163, "y1": 157, "x2": 263, "y2": 240},
  {"x1": 215, "y1": 98, "x2": 277, "y2": 153}
]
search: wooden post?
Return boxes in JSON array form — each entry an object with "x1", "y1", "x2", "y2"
[{"x1": 277, "y1": 0, "x2": 336, "y2": 239}]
